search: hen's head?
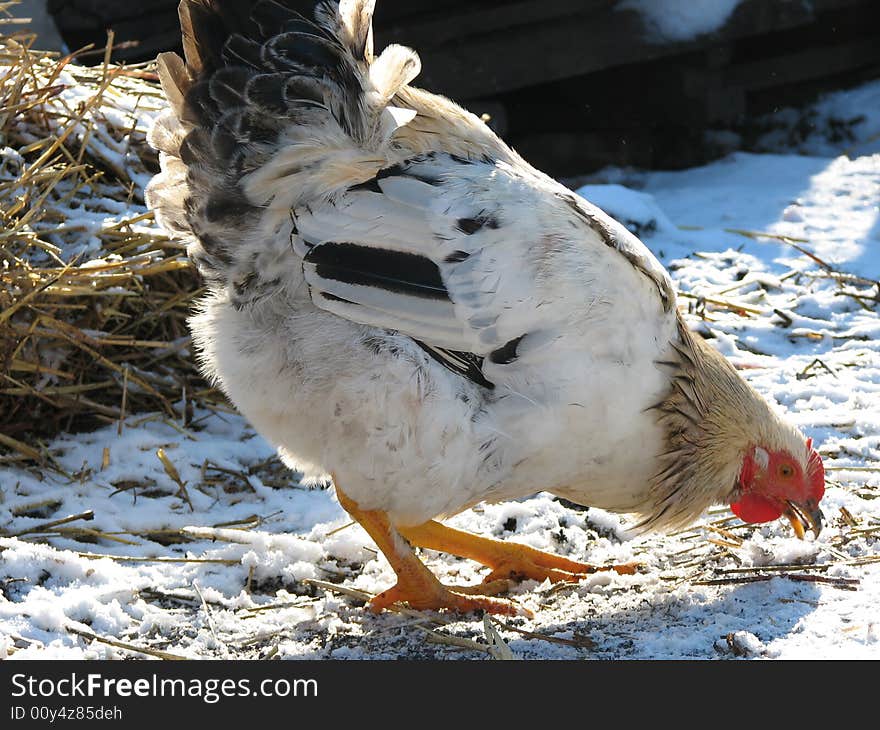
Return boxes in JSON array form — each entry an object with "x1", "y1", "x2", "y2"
[
  {"x1": 731, "y1": 438, "x2": 825, "y2": 538},
  {"x1": 647, "y1": 323, "x2": 829, "y2": 538}
]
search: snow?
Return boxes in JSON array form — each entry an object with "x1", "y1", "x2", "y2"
[
  {"x1": 617, "y1": 0, "x2": 743, "y2": 42},
  {"x1": 576, "y1": 183, "x2": 677, "y2": 238},
  {"x1": 756, "y1": 80, "x2": 880, "y2": 159},
  {"x1": 2, "y1": 79, "x2": 880, "y2": 661}
]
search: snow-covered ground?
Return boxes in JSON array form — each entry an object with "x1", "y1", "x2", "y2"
[{"x1": 2, "y1": 81, "x2": 879, "y2": 661}]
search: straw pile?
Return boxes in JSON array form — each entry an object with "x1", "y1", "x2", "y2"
[{"x1": 0, "y1": 4, "x2": 217, "y2": 462}]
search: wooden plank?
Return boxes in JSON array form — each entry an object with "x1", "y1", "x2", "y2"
[
  {"x1": 673, "y1": 34, "x2": 880, "y2": 125},
  {"x1": 379, "y1": 0, "x2": 873, "y2": 98},
  {"x1": 379, "y1": 0, "x2": 614, "y2": 46},
  {"x1": 16, "y1": 0, "x2": 66, "y2": 51},
  {"x1": 374, "y1": 0, "x2": 488, "y2": 24},
  {"x1": 724, "y1": 37, "x2": 880, "y2": 91},
  {"x1": 48, "y1": 0, "x2": 178, "y2": 33}
]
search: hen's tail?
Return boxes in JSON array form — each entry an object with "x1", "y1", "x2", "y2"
[{"x1": 146, "y1": 0, "x2": 423, "y2": 297}]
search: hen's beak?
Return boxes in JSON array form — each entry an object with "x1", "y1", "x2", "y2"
[{"x1": 784, "y1": 500, "x2": 823, "y2": 539}]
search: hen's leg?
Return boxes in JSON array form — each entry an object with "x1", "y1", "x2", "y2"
[
  {"x1": 334, "y1": 483, "x2": 526, "y2": 615},
  {"x1": 398, "y1": 520, "x2": 639, "y2": 584}
]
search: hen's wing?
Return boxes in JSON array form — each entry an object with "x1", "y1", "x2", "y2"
[
  {"x1": 298, "y1": 153, "x2": 556, "y2": 390},
  {"x1": 297, "y1": 152, "x2": 672, "y2": 390}
]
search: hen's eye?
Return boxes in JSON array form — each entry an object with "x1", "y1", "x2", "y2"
[{"x1": 778, "y1": 463, "x2": 794, "y2": 478}]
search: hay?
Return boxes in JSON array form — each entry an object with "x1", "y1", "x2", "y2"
[{"x1": 0, "y1": 4, "x2": 218, "y2": 457}]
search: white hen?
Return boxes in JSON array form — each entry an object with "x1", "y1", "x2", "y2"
[{"x1": 148, "y1": 0, "x2": 825, "y2": 615}]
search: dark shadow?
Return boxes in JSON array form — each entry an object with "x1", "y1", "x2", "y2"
[{"x1": 283, "y1": 576, "x2": 822, "y2": 660}]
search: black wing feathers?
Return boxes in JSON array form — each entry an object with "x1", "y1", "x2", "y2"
[
  {"x1": 415, "y1": 343, "x2": 494, "y2": 390},
  {"x1": 488, "y1": 335, "x2": 525, "y2": 365},
  {"x1": 303, "y1": 243, "x2": 447, "y2": 300}
]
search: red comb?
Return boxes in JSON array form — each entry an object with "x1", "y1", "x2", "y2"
[{"x1": 806, "y1": 439, "x2": 825, "y2": 500}]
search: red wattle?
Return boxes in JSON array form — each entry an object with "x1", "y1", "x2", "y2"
[{"x1": 730, "y1": 493, "x2": 783, "y2": 524}]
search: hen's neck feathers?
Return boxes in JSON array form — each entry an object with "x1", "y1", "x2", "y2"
[{"x1": 644, "y1": 316, "x2": 807, "y2": 531}]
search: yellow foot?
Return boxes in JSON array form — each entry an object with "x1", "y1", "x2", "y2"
[
  {"x1": 399, "y1": 519, "x2": 640, "y2": 586},
  {"x1": 369, "y1": 579, "x2": 529, "y2": 616},
  {"x1": 482, "y1": 555, "x2": 641, "y2": 584},
  {"x1": 332, "y1": 480, "x2": 530, "y2": 616}
]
